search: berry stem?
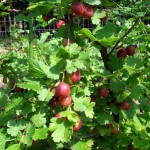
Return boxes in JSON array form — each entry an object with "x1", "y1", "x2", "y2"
[
  {"x1": 109, "y1": 17, "x2": 140, "y2": 56},
  {"x1": 29, "y1": 17, "x2": 34, "y2": 59},
  {"x1": 67, "y1": 14, "x2": 72, "y2": 46}
]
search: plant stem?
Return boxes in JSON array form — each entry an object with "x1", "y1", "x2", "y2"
[
  {"x1": 0, "y1": 9, "x2": 23, "y2": 13},
  {"x1": 67, "y1": 14, "x2": 72, "y2": 45},
  {"x1": 100, "y1": 46, "x2": 109, "y2": 69},
  {"x1": 109, "y1": 18, "x2": 139, "y2": 56},
  {"x1": 94, "y1": 41, "x2": 109, "y2": 70},
  {"x1": 29, "y1": 17, "x2": 33, "y2": 59},
  {"x1": 68, "y1": 15, "x2": 71, "y2": 37}
]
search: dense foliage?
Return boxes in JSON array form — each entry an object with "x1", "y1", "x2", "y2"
[{"x1": 0, "y1": 0, "x2": 150, "y2": 149}]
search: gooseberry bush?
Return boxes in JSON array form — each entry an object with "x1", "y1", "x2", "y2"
[{"x1": 0, "y1": 0, "x2": 150, "y2": 149}]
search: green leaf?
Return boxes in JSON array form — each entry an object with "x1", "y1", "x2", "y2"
[
  {"x1": 33, "y1": 128, "x2": 48, "y2": 140},
  {"x1": 124, "y1": 57, "x2": 144, "y2": 74},
  {"x1": 6, "y1": 144, "x2": 20, "y2": 150},
  {"x1": 72, "y1": 94, "x2": 95, "y2": 118},
  {"x1": 67, "y1": 43, "x2": 81, "y2": 56},
  {"x1": 5, "y1": 97, "x2": 23, "y2": 112},
  {"x1": 130, "y1": 85, "x2": 143, "y2": 99},
  {"x1": 27, "y1": 1, "x2": 54, "y2": 12},
  {"x1": 22, "y1": 134, "x2": 32, "y2": 146},
  {"x1": 132, "y1": 115, "x2": 145, "y2": 132},
  {"x1": 79, "y1": 51, "x2": 90, "y2": 61},
  {"x1": 66, "y1": 60, "x2": 77, "y2": 73},
  {"x1": 72, "y1": 95, "x2": 88, "y2": 112},
  {"x1": 146, "y1": 121, "x2": 150, "y2": 128},
  {"x1": 143, "y1": 82, "x2": 150, "y2": 91},
  {"x1": 21, "y1": 102, "x2": 36, "y2": 115},
  {"x1": 97, "y1": 126, "x2": 111, "y2": 136},
  {"x1": 78, "y1": 28, "x2": 96, "y2": 42},
  {"x1": 107, "y1": 54, "x2": 124, "y2": 71},
  {"x1": 127, "y1": 74, "x2": 139, "y2": 86},
  {"x1": 55, "y1": 25, "x2": 68, "y2": 38},
  {"x1": 17, "y1": 81, "x2": 41, "y2": 91},
  {"x1": 15, "y1": 13, "x2": 29, "y2": 21},
  {"x1": 74, "y1": 60, "x2": 85, "y2": 69},
  {"x1": 93, "y1": 23, "x2": 121, "y2": 46},
  {"x1": 31, "y1": 112, "x2": 46, "y2": 127},
  {"x1": 49, "y1": 55, "x2": 63, "y2": 79},
  {"x1": 49, "y1": 64, "x2": 62, "y2": 80},
  {"x1": 38, "y1": 32, "x2": 50, "y2": 44},
  {"x1": 100, "y1": 36, "x2": 119, "y2": 47},
  {"x1": 92, "y1": 10, "x2": 106, "y2": 25},
  {"x1": 95, "y1": 113, "x2": 113, "y2": 125},
  {"x1": 7, "y1": 120, "x2": 27, "y2": 130},
  {"x1": 0, "y1": 110, "x2": 14, "y2": 126},
  {"x1": 28, "y1": 59, "x2": 50, "y2": 78},
  {"x1": 85, "y1": 102, "x2": 95, "y2": 118},
  {"x1": 7, "y1": 126, "x2": 20, "y2": 137},
  {"x1": 37, "y1": 88, "x2": 53, "y2": 101},
  {"x1": 49, "y1": 118, "x2": 73, "y2": 143},
  {"x1": 72, "y1": 140, "x2": 94, "y2": 150},
  {"x1": 60, "y1": 111, "x2": 78, "y2": 123},
  {"x1": 83, "y1": 0, "x2": 101, "y2": 5},
  {"x1": 101, "y1": 0, "x2": 116, "y2": 7},
  {"x1": 22, "y1": 124, "x2": 35, "y2": 146},
  {"x1": 109, "y1": 79, "x2": 125, "y2": 93},
  {"x1": 29, "y1": 59, "x2": 60, "y2": 80},
  {"x1": 124, "y1": 65, "x2": 139, "y2": 74},
  {"x1": 0, "y1": 89, "x2": 8, "y2": 107},
  {"x1": 75, "y1": 51, "x2": 90, "y2": 69},
  {"x1": 84, "y1": 87, "x2": 91, "y2": 96},
  {"x1": 0, "y1": 133, "x2": 7, "y2": 150},
  {"x1": 7, "y1": 120, "x2": 28, "y2": 137},
  {"x1": 116, "y1": 90, "x2": 131, "y2": 102},
  {"x1": 93, "y1": 23, "x2": 121, "y2": 39}
]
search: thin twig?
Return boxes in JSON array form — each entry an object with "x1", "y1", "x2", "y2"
[
  {"x1": 29, "y1": 17, "x2": 33, "y2": 59},
  {"x1": 83, "y1": 134, "x2": 95, "y2": 139},
  {"x1": 3, "y1": 64, "x2": 24, "y2": 81},
  {"x1": 93, "y1": 41, "x2": 109, "y2": 69},
  {"x1": 67, "y1": 14, "x2": 71, "y2": 45},
  {"x1": 109, "y1": 18, "x2": 140, "y2": 56},
  {"x1": 116, "y1": 43, "x2": 124, "y2": 50},
  {"x1": 0, "y1": 9, "x2": 24, "y2": 13}
]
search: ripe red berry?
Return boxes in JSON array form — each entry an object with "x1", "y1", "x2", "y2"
[
  {"x1": 99, "y1": 87, "x2": 109, "y2": 98},
  {"x1": 55, "y1": 82, "x2": 70, "y2": 97},
  {"x1": 56, "y1": 20, "x2": 65, "y2": 29},
  {"x1": 50, "y1": 97, "x2": 58, "y2": 108},
  {"x1": 118, "y1": 101, "x2": 130, "y2": 110},
  {"x1": 73, "y1": 116, "x2": 82, "y2": 131},
  {"x1": 117, "y1": 48, "x2": 127, "y2": 59},
  {"x1": 106, "y1": 123, "x2": 113, "y2": 127},
  {"x1": 14, "y1": 85, "x2": 25, "y2": 93},
  {"x1": 71, "y1": 2, "x2": 85, "y2": 17},
  {"x1": 59, "y1": 95, "x2": 72, "y2": 107},
  {"x1": 126, "y1": 45, "x2": 136, "y2": 56},
  {"x1": 111, "y1": 125, "x2": 120, "y2": 134},
  {"x1": 82, "y1": 4, "x2": 94, "y2": 18},
  {"x1": 32, "y1": 140, "x2": 39, "y2": 145},
  {"x1": 55, "y1": 112, "x2": 62, "y2": 118},
  {"x1": 128, "y1": 144, "x2": 133, "y2": 150},
  {"x1": 70, "y1": 70, "x2": 81, "y2": 83},
  {"x1": 92, "y1": 128, "x2": 100, "y2": 137},
  {"x1": 42, "y1": 14, "x2": 50, "y2": 21},
  {"x1": 55, "y1": 112, "x2": 68, "y2": 120},
  {"x1": 90, "y1": 95, "x2": 97, "y2": 102}
]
